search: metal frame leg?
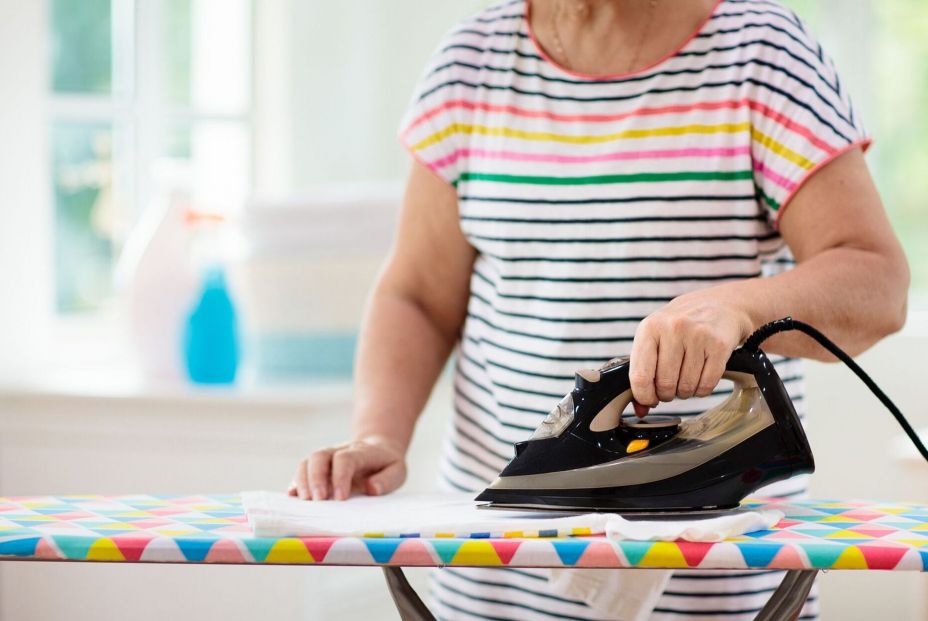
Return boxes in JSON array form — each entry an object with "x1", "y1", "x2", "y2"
[
  {"x1": 383, "y1": 567, "x2": 436, "y2": 621},
  {"x1": 755, "y1": 569, "x2": 818, "y2": 621}
]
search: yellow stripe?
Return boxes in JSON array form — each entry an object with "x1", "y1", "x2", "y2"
[
  {"x1": 750, "y1": 128, "x2": 814, "y2": 170},
  {"x1": 411, "y1": 122, "x2": 752, "y2": 151}
]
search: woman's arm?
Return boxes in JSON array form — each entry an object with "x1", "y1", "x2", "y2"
[
  {"x1": 291, "y1": 161, "x2": 475, "y2": 500},
  {"x1": 630, "y1": 147, "x2": 910, "y2": 406}
]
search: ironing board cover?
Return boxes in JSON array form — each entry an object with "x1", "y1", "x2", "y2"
[{"x1": 1, "y1": 495, "x2": 926, "y2": 571}]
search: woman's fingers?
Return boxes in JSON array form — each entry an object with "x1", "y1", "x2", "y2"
[
  {"x1": 307, "y1": 448, "x2": 335, "y2": 500},
  {"x1": 654, "y1": 330, "x2": 685, "y2": 402},
  {"x1": 330, "y1": 448, "x2": 363, "y2": 501},
  {"x1": 291, "y1": 457, "x2": 310, "y2": 500},
  {"x1": 677, "y1": 340, "x2": 706, "y2": 400},
  {"x1": 366, "y1": 461, "x2": 407, "y2": 496},
  {"x1": 696, "y1": 341, "x2": 729, "y2": 397},
  {"x1": 629, "y1": 322, "x2": 659, "y2": 407}
]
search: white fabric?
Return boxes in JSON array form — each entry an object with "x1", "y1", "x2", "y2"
[
  {"x1": 242, "y1": 491, "x2": 781, "y2": 540},
  {"x1": 548, "y1": 568, "x2": 673, "y2": 621},
  {"x1": 548, "y1": 508, "x2": 783, "y2": 620}
]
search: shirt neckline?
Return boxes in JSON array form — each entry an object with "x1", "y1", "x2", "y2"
[{"x1": 523, "y1": 0, "x2": 724, "y2": 82}]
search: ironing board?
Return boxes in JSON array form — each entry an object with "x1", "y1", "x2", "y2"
[{"x1": 1, "y1": 495, "x2": 926, "y2": 621}]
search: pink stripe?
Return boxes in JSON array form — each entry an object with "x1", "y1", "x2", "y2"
[
  {"x1": 430, "y1": 146, "x2": 751, "y2": 170},
  {"x1": 403, "y1": 99, "x2": 838, "y2": 156},
  {"x1": 753, "y1": 160, "x2": 797, "y2": 192}
]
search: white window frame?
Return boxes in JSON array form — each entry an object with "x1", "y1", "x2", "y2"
[{"x1": 47, "y1": 0, "x2": 254, "y2": 361}]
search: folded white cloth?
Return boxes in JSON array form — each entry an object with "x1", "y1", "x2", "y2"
[
  {"x1": 242, "y1": 491, "x2": 609, "y2": 538},
  {"x1": 548, "y1": 508, "x2": 783, "y2": 620},
  {"x1": 242, "y1": 490, "x2": 781, "y2": 541}
]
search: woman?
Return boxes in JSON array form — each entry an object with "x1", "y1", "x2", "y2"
[{"x1": 290, "y1": 0, "x2": 910, "y2": 618}]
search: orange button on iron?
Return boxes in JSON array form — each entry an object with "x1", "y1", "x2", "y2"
[{"x1": 627, "y1": 438, "x2": 650, "y2": 454}]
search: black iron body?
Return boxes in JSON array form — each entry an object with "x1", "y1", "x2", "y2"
[{"x1": 475, "y1": 347, "x2": 815, "y2": 512}]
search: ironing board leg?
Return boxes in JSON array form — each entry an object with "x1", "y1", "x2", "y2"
[
  {"x1": 383, "y1": 567, "x2": 436, "y2": 621},
  {"x1": 754, "y1": 569, "x2": 818, "y2": 621}
]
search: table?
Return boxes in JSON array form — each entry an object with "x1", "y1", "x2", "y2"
[{"x1": 2, "y1": 495, "x2": 926, "y2": 620}]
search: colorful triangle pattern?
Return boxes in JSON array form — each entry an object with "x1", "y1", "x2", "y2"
[{"x1": 0, "y1": 495, "x2": 927, "y2": 571}]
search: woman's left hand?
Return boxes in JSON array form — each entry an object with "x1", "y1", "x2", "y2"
[{"x1": 628, "y1": 287, "x2": 754, "y2": 411}]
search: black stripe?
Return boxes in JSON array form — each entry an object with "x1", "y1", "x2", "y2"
[
  {"x1": 469, "y1": 312, "x2": 638, "y2": 344},
  {"x1": 488, "y1": 375, "x2": 564, "y2": 400},
  {"x1": 670, "y1": 570, "x2": 781, "y2": 580},
  {"x1": 471, "y1": 335, "x2": 614, "y2": 363},
  {"x1": 460, "y1": 194, "x2": 756, "y2": 205},
  {"x1": 662, "y1": 585, "x2": 778, "y2": 598},
  {"x1": 481, "y1": 291, "x2": 674, "y2": 303},
  {"x1": 452, "y1": 29, "x2": 528, "y2": 40},
  {"x1": 439, "y1": 471, "x2": 475, "y2": 493},
  {"x1": 461, "y1": 214, "x2": 766, "y2": 224},
  {"x1": 469, "y1": 232, "x2": 780, "y2": 245},
  {"x1": 498, "y1": 567, "x2": 548, "y2": 581},
  {"x1": 654, "y1": 596, "x2": 817, "y2": 616},
  {"x1": 471, "y1": 12, "x2": 523, "y2": 25},
  {"x1": 471, "y1": 290, "x2": 650, "y2": 323},
  {"x1": 439, "y1": 567, "x2": 588, "y2": 606},
  {"x1": 491, "y1": 272, "x2": 763, "y2": 284},
  {"x1": 482, "y1": 253, "x2": 764, "y2": 264},
  {"x1": 417, "y1": 76, "x2": 852, "y2": 143},
  {"x1": 482, "y1": 355, "x2": 575, "y2": 381},
  {"x1": 435, "y1": 582, "x2": 595, "y2": 621},
  {"x1": 458, "y1": 362, "x2": 495, "y2": 396},
  {"x1": 440, "y1": 43, "x2": 541, "y2": 60},
  {"x1": 712, "y1": 9, "x2": 801, "y2": 24}
]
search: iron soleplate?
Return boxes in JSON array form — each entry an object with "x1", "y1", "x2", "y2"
[{"x1": 477, "y1": 501, "x2": 740, "y2": 520}]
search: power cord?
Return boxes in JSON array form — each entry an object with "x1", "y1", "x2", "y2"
[{"x1": 744, "y1": 317, "x2": 928, "y2": 463}]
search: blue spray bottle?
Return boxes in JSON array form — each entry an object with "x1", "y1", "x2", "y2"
[{"x1": 183, "y1": 265, "x2": 239, "y2": 384}]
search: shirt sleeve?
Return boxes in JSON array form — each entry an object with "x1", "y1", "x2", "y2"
[
  {"x1": 397, "y1": 29, "x2": 468, "y2": 187},
  {"x1": 748, "y1": 16, "x2": 870, "y2": 226}
]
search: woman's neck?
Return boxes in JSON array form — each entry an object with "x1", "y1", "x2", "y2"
[{"x1": 529, "y1": 0, "x2": 717, "y2": 77}]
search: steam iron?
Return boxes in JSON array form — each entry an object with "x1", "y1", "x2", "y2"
[
  {"x1": 476, "y1": 318, "x2": 928, "y2": 514},
  {"x1": 476, "y1": 344, "x2": 814, "y2": 514}
]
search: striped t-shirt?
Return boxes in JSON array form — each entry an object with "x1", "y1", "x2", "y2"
[{"x1": 399, "y1": 0, "x2": 867, "y2": 619}]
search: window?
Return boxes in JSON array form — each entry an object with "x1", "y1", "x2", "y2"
[{"x1": 49, "y1": 0, "x2": 252, "y2": 313}]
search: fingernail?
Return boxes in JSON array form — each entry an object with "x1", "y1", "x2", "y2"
[
  {"x1": 370, "y1": 481, "x2": 383, "y2": 496},
  {"x1": 310, "y1": 486, "x2": 322, "y2": 501},
  {"x1": 335, "y1": 487, "x2": 347, "y2": 501}
]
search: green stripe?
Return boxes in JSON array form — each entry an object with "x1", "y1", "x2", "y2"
[
  {"x1": 457, "y1": 170, "x2": 754, "y2": 185},
  {"x1": 759, "y1": 189, "x2": 781, "y2": 211}
]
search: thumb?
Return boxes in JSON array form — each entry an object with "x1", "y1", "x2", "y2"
[{"x1": 365, "y1": 461, "x2": 407, "y2": 496}]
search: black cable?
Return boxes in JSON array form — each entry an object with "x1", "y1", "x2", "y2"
[{"x1": 744, "y1": 316, "x2": 928, "y2": 463}]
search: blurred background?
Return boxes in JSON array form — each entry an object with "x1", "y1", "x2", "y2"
[{"x1": 0, "y1": 0, "x2": 925, "y2": 619}]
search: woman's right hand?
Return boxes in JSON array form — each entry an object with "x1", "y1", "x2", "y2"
[{"x1": 288, "y1": 436, "x2": 407, "y2": 501}]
